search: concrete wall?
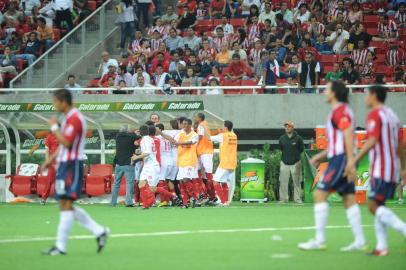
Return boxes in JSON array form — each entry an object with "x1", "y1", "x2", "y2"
[{"x1": 4, "y1": 93, "x2": 406, "y2": 129}]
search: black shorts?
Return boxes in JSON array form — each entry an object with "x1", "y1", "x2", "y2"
[
  {"x1": 316, "y1": 154, "x2": 355, "y2": 195},
  {"x1": 55, "y1": 160, "x2": 84, "y2": 201},
  {"x1": 368, "y1": 178, "x2": 396, "y2": 204}
]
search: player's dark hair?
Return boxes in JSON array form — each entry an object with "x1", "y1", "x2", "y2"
[
  {"x1": 368, "y1": 85, "x2": 387, "y2": 103},
  {"x1": 150, "y1": 113, "x2": 160, "y2": 120},
  {"x1": 148, "y1": 125, "x2": 156, "y2": 136},
  {"x1": 178, "y1": 116, "x2": 186, "y2": 124},
  {"x1": 183, "y1": 118, "x2": 193, "y2": 125},
  {"x1": 67, "y1": 74, "x2": 75, "y2": 79},
  {"x1": 196, "y1": 112, "x2": 205, "y2": 121},
  {"x1": 155, "y1": 123, "x2": 164, "y2": 131},
  {"x1": 139, "y1": 125, "x2": 149, "y2": 136},
  {"x1": 145, "y1": 120, "x2": 154, "y2": 126},
  {"x1": 170, "y1": 119, "x2": 179, "y2": 129},
  {"x1": 331, "y1": 81, "x2": 349, "y2": 103},
  {"x1": 224, "y1": 120, "x2": 233, "y2": 131},
  {"x1": 53, "y1": 89, "x2": 72, "y2": 106}
]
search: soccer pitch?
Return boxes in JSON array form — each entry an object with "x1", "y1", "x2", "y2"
[{"x1": 1, "y1": 203, "x2": 405, "y2": 270}]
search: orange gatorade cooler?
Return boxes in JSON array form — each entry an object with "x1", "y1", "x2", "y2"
[
  {"x1": 315, "y1": 125, "x2": 327, "y2": 150},
  {"x1": 355, "y1": 131, "x2": 367, "y2": 149},
  {"x1": 403, "y1": 126, "x2": 406, "y2": 145}
]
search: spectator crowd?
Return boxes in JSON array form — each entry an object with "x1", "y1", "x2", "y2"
[
  {"x1": 0, "y1": 0, "x2": 101, "y2": 87},
  {"x1": 83, "y1": 0, "x2": 406, "y2": 94}
]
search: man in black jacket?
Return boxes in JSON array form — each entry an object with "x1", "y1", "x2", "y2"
[
  {"x1": 278, "y1": 121, "x2": 304, "y2": 203},
  {"x1": 111, "y1": 125, "x2": 141, "y2": 207},
  {"x1": 297, "y1": 52, "x2": 320, "y2": 93}
]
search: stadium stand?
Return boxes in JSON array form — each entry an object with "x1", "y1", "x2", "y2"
[{"x1": 2, "y1": 0, "x2": 406, "y2": 91}]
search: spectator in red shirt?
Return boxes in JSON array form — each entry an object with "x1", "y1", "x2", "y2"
[
  {"x1": 225, "y1": 53, "x2": 251, "y2": 81},
  {"x1": 297, "y1": 39, "x2": 320, "y2": 62},
  {"x1": 98, "y1": 65, "x2": 117, "y2": 87},
  {"x1": 150, "y1": 51, "x2": 170, "y2": 74},
  {"x1": 209, "y1": 0, "x2": 225, "y2": 19},
  {"x1": 177, "y1": 0, "x2": 197, "y2": 16}
]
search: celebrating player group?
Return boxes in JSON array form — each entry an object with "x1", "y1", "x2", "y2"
[
  {"x1": 132, "y1": 112, "x2": 238, "y2": 209},
  {"x1": 298, "y1": 81, "x2": 406, "y2": 256}
]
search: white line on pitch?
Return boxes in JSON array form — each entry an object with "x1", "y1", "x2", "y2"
[{"x1": 0, "y1": 224, "x2": 374, "y2": 244}]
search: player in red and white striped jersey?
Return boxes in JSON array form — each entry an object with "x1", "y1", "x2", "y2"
[
  {"x1": 42, "y1": 89, "x2": 108, "y2": 256},
  {"x1": 299, "y1": 81, "x2": 366, "y2": 252},
  {"x1": 351, "y1": 40, "x2": 369, "y2": 67},
  {"x1": 351, "y1": 85, "x2": 406, "y2": 256},
  {"x1": 377, "y1": 15, "x2": 399, "y2": 39},
  {"x1": 385, "y1": 42, "x2": 405, "y2": 67}
]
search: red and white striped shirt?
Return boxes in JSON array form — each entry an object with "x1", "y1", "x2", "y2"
[
  {"x1": 249, "y1": 48, "x2": 265, "y2": 63},
  {"x1": 213, "y1": 36, "x2": 229, "y2": 52},
  {"x1": 326, "y1": 103, "x2": 355, "y2": 158},
  {"x1": 351, "y1": 48, "x2": 369, "y2": 66},
  {"x1": 147, "y1": 26, "x2": 166, "y2": 37},
  {"x1": 247, "y1": 23, "x2": 262, "y2": 41},
  {"x1": 308, "y1": 22, "x2": 325, "y2": 37},
  {"x1": 56, "y1": 108, "x2": 86, "y2": 163},
  {"x1": 367, "y1": 106, "x2": 402, "y2": 183},
  {"x1": 386, "y1": 48, "x2": 405, "y2": 66},
  {"x1": 378, "y1": 20, "x2": 399, "y2": 38},
  {"x1": 150, "y1": 38, "x2": 163, "y2": 52},
  {"x1": 394, "y1": 11, "x2": 406, "y2": 24},
  {"x1": 196, "y1": 8, "x2": 207, "y2": 19},
  {"x1": 128, "y1": 39, "x2": 141, "y2": 53},
  {"x1": 329, "y1": 8, "x2": 347, "y2": 22}
]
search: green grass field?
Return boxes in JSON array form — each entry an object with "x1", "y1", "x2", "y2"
[{"x1": 1, "y1": 202, "x2": 405, "y2": 270}]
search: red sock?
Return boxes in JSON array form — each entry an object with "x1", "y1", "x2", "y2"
[
  {"x1": 156, "y1": 187, "x2": 174, "y2": 202},
  {"x1": 205, "y1": 173, "x2": 216, "y2": 200},
  {"x1": 180, "y1": 182, "x2": 189, "y2": 206},
  {"x1": 185, "y1": 181, "x2": 198, "y2": 199},
  {"x1": 139, "y1": 186, "x2": 148, "y2": 206},
  {"x1": 192, "y1": 179, "x2": 202, "y2": 197},
  {"x1": 214, "y1": 183, "x2": 226, "y2": 203},
  {"x1": 134, "y1": 183, "x2": 140, "y2": 203},
  {"x1": 198, "y1": 177, "x2": 207, "y2": 195},
  {"x1": 144, "y1": 183, "x2": 156, "y2": 207},
  {"x1": 221, "y1": 183, "x2": 229, "y2": 204}
]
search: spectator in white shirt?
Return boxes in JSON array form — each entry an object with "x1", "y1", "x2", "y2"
[
  {"x1": 114, "y1": 65, "x2": 133, "y2": 87},
  {"x1": 153, "y1": 64, "x2": 169, "y2": 88},
  {"x1": 326, "y1": 23, "x2": 349, "y2": 54},
  {"x1": 132, "y1": 65, "x2": 151, "y2": 86},
  {"x1": 53, "y1": 0, "x2": 74, "y2": 31},
  {"x1": 64, "y1": 74, "x2": 81, "y2": 91},
  {"x1": 118, "y1": 0, "x2": 136, "y2": 50},
  {"x1": 294, "y1": 3, "x2": 310, "y2": 25},
  {"x1": 20, "y1": 0, "x2": 41, "y2": 16},
  {"x1": 98, "y1": 51, "x2": 119, "y2": 77},
  {"x1": 259, "y1": 2, "x2": 276, "y2": 26},
  {"x1": 182, "y1": 27, "x2": 201, "y2": 53},
  {"x1": 213, "y1": 15, "x2": 234, "y2": 36},
  {"x1": 231, "y1": 41, "x2": 247, "y2": 61},
  {"x1": 135, "y1": 75, "x2": 154, "y2": 94},
  {"x1": 38, "y1": 0, "x2": 55, "y2": 26},
  {"x1": 205, "y1": 77, "x2": 222, "y2": 95},
  {"x1": 242, "y1": 0, "x2": 261, "y2": 17}
]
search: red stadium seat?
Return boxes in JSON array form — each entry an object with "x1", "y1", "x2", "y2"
[
  {"x1": 6, "y1": 163, "x2": 39, "y2": 196},
  {"x1": 230, "y1": 18, "x2": 245, "y2": 29},
  {"x1": 85, "y1": 164, "x2": 113, "y2": 196},
  {"x1": 36, "y1": 166, "x2": 56, "y2": 198},
  {"x1": 364, "y1": 15, "x2": 378, "y2": 23},
  {"x1": 366, "y1": 28, "x2": 378, "y2": 36},
  {"x1": 320, "y1": 55, "x2": 337, "y2": 64},
  {"x1": 196, "y1": 19, "x2": 213, "y2": 32},
  {"x1": 376, "y1": 54, "x2": 385, "y2": 63},
  {"x1": 15, "y1": 58, "x2": 25, "y2": 71},
  {"x1": 223, "y1": 80, "x2": 241, "y2": 94},
  {"x1": 323, "y1": 65, "x2": 334, "y2": 74},
  {"x1": 240, "y1": 79, "x2": 258, "y2": 94},
  {"x1": 88, "y1": 0, "x2": 97, "y2": 11},
  {"x1": 375, "y1": 66, "x2": 393, "y2": 76}
]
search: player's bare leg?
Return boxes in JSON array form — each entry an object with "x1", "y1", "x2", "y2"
[
  {"x1": 398, "y1": 183, "x2": 404, "y2": 205},
  {"x1": 340, "y1": 194, "x2": 367, "y2": 252},
  {"x1": 368, "y1": 199, "x2": 406, "y2": 256},
  {"x1": 298, "y1": 190, "x2": 329, "y2": 251}
]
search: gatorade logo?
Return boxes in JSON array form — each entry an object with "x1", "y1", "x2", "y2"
[
  {"x1": 0, "y1": 104, "x2": 21, "y2": 111},
  {"x1": 241, "y1": 171, "x2": 259, "y2": 182},
  {"x1": 168, "y1": 102, "x2": 202, "y2": 110}
]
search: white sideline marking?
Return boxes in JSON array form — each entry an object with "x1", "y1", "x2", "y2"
[
  {"x1": 0, "y1": 225, "x2": 374, "y2": 244},
  {"x1": 270, "y1": 253, "x2": 293, "y2": 259}
]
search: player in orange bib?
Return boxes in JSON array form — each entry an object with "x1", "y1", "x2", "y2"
[
  {"x1": 159, "y1": 118, "x2": 199, "y2": 208},
  {"x1": 210, "y1": 120, "x2": 238, "y2": 207},
  {"x1": 194, "y1": 113, "x2": 216, "y2": 204}
]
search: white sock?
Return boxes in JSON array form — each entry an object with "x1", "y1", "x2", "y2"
[
  {"x1": 374, "y1": 215, "x2": 388, "y2": 250},
  {"x1": 346, "y1": 204, "x2": 366, "y2": 245},
  {"x1": 56, "y1": 211, "x2": 74, "y2": 252},
  {"x1": 376, "y1": 206, "x2": 406, "y2": 237},
  {"x1": 314, "y1": 202, "x2": 329, "y2": 244},
  {"x1": 73, "y1": 207, "x2": 104, "y2": 236}
]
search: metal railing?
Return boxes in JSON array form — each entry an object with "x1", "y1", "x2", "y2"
[
  {"x1": 9, "y1": 0, "x2": 118, "y2": 89},
  {"x1": 2, "y1": 84, "x2": 406, "y2": 94}
]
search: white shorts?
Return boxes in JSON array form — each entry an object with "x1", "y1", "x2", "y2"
[
  {"x1": 198, "y1": 154, "x2": 213, "y2": 173},
  {"x1": 159, "y1": 164, "x2": 177, "y2": 180},
  {"x1": 176, "y1": 166, "x2": 198, "y2": 180},
  {"x1": 134, "y1": 162, "x2": 142, "y2": 181},
  {"x1": 169, "y1": 166, "x2": 178, "y2": 181},
  {"x1": 140, "y1": 165, "x2": 160, "y2": 187},
  {"x1": 213, "y1": 168, "x2": 235, "y2": 183}
]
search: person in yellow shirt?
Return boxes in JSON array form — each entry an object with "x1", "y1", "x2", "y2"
[
  {"x1": 158, "y1": 118, "x2": 199, "y2": 208},
  {"x1": 36, "y1": 17, "x2": 55, "y2": 50},
  {"x1": 194, "y1": 112, "x2": 216, "y2": 204},
  {"x1": 210, "y1": 120, "x2": 238, "y2": 206}
]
